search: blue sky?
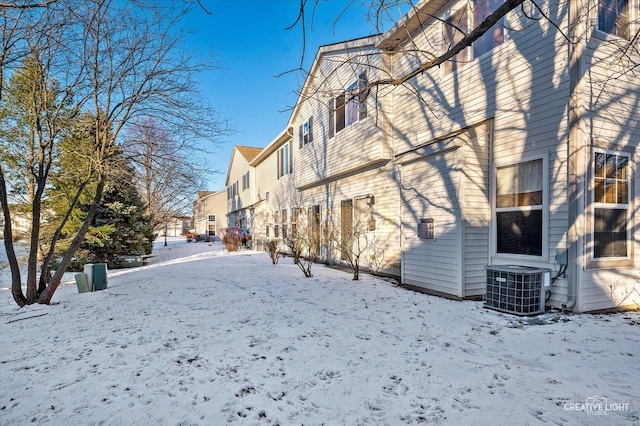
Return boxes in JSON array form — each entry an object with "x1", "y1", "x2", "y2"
[{"x1": 190, "y1": 0, "x2": 404, "y2": 190}]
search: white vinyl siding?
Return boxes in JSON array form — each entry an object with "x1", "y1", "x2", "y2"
[
  {"x1": 399, "y1": 123, "x2": 491, "y2": 298},
  {"x1": 297, "y1": 163, "x2": 401, "y2": 276},
  {"x1": 293, "y1": 40, "x2": 388, "y2": 190},
  {"x1": 576, "y1": 29, "x2": 640, "y2": 311},
  {"x1": 401, "y1": 151, "x2": 462, "y2": 296},
  {"x1": 392, "y1": 2, "x2": 570, "y2": 300}
]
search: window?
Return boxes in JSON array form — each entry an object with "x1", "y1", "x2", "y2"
[
  {"x1": 242, "y1": 172, "x2": 250, "y2": 191},
  {"x1": 299, "y1": 117, "x2": 314, "y2": 148},
  {"x1": 473, "y1": 0, "x2": 506, "y2": 58},
  {"x1": 444, "y1": 0, "x2": 507, "y2": 75},
  {"x1": 329, "y1": 73, "x2": 368, "y2": 138},
  {"x1": 419, "y1": 218, "x2": 435, "y2": 240},
  {"x1": 208, "y1": 215, "x2": 216, "y2": 222},
  {"x1": 291, "y1": 208, "x2": 298, "y2": 237},
  {"x1": 335, "y1": 94, "x2": 346, "y2": 133},
  {"x1": 277, "y1": 143, "x2": 291, "y2": 178},
  {"x1": 227, "y1": 182, "x2": 238, "y2": 199},
  {"x1": 496, "y1": 159, "x2": 544, "y2": 256},
  {"x1": 281, "y1": 209, "x2": 287, "y2": 223},
  {"x1": 274, "y1": 224, "x2": 280, "y2": 238},
  {"x1": 598, "y1": 0, "x2": 630, "y2": 39},
  {"x1": 347, "y1": 82, "x2": 359, "y2": 126},
  {"x1": 443, "y1": 8, "x2": 470, "y2": 75},
  {"x1": 593, "y1": 152, "x2": 630, "y2": 259},
  {"x1": 266, "y1": 225, "x2": 270, "y2": 238}
]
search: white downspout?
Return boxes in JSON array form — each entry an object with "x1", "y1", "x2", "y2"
[{"x1": 564, "y1": 0, "x2": 585, "y2": 312}]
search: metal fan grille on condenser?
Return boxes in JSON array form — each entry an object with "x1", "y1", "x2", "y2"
[{"x1": 484, "y1": 265, "x2": 550, "y2": 315}]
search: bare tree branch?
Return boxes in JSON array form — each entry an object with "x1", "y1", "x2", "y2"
[{"x1": 0, "y1": 0, "x2": 57, "y2": 9}]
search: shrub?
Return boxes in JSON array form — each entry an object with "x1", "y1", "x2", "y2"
[
  {"x1": 284, "y1": 235, "x2": 313, "y2": 277},
  {"x1": 222, "y1": 227, "x2": 243, "y2": 251},
  {"x1": 265, "y1": 239, "x2": 280, "y2": 264}
]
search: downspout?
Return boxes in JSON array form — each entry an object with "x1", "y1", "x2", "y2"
[{"x1": 564, "y1": 0, "x2": 584, "y2": 312}]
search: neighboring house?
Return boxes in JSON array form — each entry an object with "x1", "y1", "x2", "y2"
[
  {"x1": 193, "y1": 189, "x2": 227, "y2": 238},
  {"x1": 376, "y1": 0, "x2": 639, "y2": 311},
  {"x1": 0, "y1": 206, "x2": 31, "y2": 240},
  {"x1": 250, "y1": 129, "x2": 295, "y2": 251},
  {"x1": 162, "y1": 217, "x2": 191, "y2": 237},
  {"x1": 225, "y1": 146, "x2": 263, "y2": 237},
  {"x1": 288, "y1": 35, "x2": 402, "y2": 276}
]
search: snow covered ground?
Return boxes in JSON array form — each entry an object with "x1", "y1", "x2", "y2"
[{"x1": 1, "y1": 237, "x2": 639, "y2": 425}]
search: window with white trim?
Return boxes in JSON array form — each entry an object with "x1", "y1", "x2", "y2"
[
  {"x1": 277, "y1": 143, "x2": 291, "y2": 178},
  {"x1": 473, "y1": 0, "x2": 506, "y2": 57},
  {"x1": 299, "y1": 117, "x2": 313, "y2": 148},
  {"x1": 291, "y1": 208, "x2": 298, "y2": 237},
  {"x1": 495, "y1": 158, "x2": 544, "y2": 256},
  {"x1": 242, "y1": 172, "x2": 250, "y2": 191},
  {"x1": 598, "y1": 0, "x2": 631, "y2": 40},
  {"x1": 443, "y1": 8, "x2": 469, "y2": 75},
  {"x1": 328, "y1": 72, "x2": 368, "y2": 138},
  {"x1": 593, "y1": 151, "x2": 631, "y2": 259},
  {"x1": 208, "y1": 215, "x2": 216, "y2": 222},
  {"x1": 443, "y1": 0, "x2": 507, "y2": 75}
]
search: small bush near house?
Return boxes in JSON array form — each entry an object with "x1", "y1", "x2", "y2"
[
  {"x1": 284, "y1": 235, "x2": 313, "y2": 277},
  {"x1": 265, "y1": 239, "x2": 280, "y2": 265},
  {"x1": 185, "y1": 232, "x2": 195, "y2": 242},
  {"x1": 222, "y1": 227, "x2": 243, "y2": 252}
]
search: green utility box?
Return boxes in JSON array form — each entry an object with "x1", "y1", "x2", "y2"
[
  {"x1": 92, "y1": 263, "x2": 108, "y2": 291},
  {"x1": 82, "y1": 263, "x2": 108, "y2": 291},
  {"x1": 120, "y1": 255, "x2": 142, "y2": 268},
  {"x1": 75, "y1": 273, "x2": 90, "y2": 293}
]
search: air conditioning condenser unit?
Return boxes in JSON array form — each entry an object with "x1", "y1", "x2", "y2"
[{"x1": 485, "y1": 265, "x2": 551, "y2": 316}]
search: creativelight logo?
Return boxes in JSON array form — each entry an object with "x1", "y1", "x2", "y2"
[{"x1": 564, "y1": 396, "x2": 630, "y2": 416}]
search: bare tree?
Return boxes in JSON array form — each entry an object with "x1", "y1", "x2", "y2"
[
  {"x1": 0, "y1": 1, "x2": 57, "y2": 8},
  {"x1": 283, "y1": 210, "x2": 315, "y2": 277},
  {"x1": 1, "y1": 4, "x2": 80, "y2": 305},
  {"x1": 123, "y1": 117, "x2": 210, "y2": 233},
  {"x1": 1, "y1": 0, "x2": 226, "y2": 306},
  {"x1": 325, "y1": 204, "x2": 372, "y2": 281}
]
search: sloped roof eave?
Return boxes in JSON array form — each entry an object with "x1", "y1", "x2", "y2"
[{"x1": 288, "y1": 34, "x2": 383, "y2": 126}]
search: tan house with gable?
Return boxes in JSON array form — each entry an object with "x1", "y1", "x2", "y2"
[
  {"x1": 288, "y1": 36, "x2": 402, "y2": 276},
  {"x1": 193, "y1": 189, "x2": 227, "y2": 239},
  {"x1": 249, "y1": 129, "x2": 295, "y2": 251},
  {"x1": 225, "y1": 145, "x2": 264, "y2": 237},
  {"x1": 214, "y1": 0, "x2": 638, "y2": 312}
]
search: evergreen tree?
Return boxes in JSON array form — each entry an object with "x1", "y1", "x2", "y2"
[{"x1": 81, "y1": 166, "x2": 155, "y2": 268}]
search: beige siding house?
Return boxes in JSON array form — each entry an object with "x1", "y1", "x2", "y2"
[
  {"x1": 225, "y1": 146, "x2": 263, "y2": 239},
  {"x1": 163, "y1": 216, "x2": 191, "y2": 237},
  {"x1": 289, "y1": 36, "x2": 402, "y2": 276},
  {"x1": 380, "y1": 0, "x2": 639, "y2": 311},
  {"x1": 250, "y1": 129, "x2": 295, "y2": 251},
  {"x1": 205, "y1": 0, "x2": 638, "y2": 313},
  {"x1": 193, "y1": 189, "x2": 227, "y2": 239}
]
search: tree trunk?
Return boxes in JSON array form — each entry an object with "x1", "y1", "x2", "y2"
[
  {"x1": 25, "y1": 190, "x2": 44, "y2": 303},
  {"x1": 37, "y1": 176, "x2": 105, "y2": 305},
  {"x1": 0, "y1": 170, "x2": 27, "y2": 307},
  {"x1": 38, "y1": 180, "x2": 89, "y2": 295}
]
